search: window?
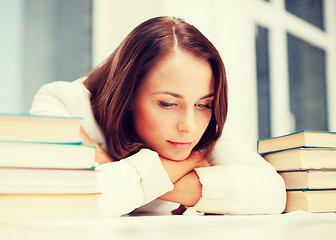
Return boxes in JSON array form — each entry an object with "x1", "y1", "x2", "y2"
[
  {"x1": 285, "y1": 0, "x2": 324, "y2": 30},
  {"x1": 287, "y1": 33, "x2": 328, "y2": 131},
  {"x1": 254, "y1": 0, "x2": 334, "y2": 138},
  {"x1": 256, "y1": 26, "x2": 271, "y2": 139},
  {"x1": 22, "y1": 0, "x2": 92, "y2": 110}
]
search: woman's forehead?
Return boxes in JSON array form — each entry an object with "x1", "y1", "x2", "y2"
[{"x1": 140, "y1": 49, "x2": 213, "y2": 95}]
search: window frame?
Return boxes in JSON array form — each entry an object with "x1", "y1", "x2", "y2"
[{"x1": 251, "y1": 0, "x2": 336, "y2": 137}]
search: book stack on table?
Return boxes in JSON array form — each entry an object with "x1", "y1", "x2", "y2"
[
  {"x1": 258, "y1": 130, "x2": 336, "y2": 213},
  {"x1": 0, "y1": 114, "x2": 100, "y2": 224}
]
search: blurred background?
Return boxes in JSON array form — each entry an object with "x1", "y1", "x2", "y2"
[{"x1": 1, "y1": 0, "x2": 335, "y2": 149}]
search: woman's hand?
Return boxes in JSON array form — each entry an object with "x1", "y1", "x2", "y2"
[
  {"x1": 186, "y1": 151, "x2": 211, "y2": 168},
  {"x1": 158, "y1": 151, "x2": 210, "y2": 207},
  {"x1": 159, "y1": 151, "x2": 209, "y2": 184},
  {"x1": 160, "y1": 171, "x2": 203, "y2": 207},
  {"x1": 80, "y1": 128, "x2": 114, "y2": 164}
]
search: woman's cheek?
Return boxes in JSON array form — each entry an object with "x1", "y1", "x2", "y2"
[
  {"x1": 137, "y1": 107, "x2": 168, "y2": 138},
  {"x1": 197, "y1": 111, "x2": 212, "y2": 132}
]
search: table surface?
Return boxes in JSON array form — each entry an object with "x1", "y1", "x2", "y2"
[{"x1": 1, "y1": 211, "x2": 336, "y2": 240}]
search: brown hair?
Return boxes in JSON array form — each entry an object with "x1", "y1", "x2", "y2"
[{"x1": 84, "y1": 16, "x2": 228, "y2": 160}]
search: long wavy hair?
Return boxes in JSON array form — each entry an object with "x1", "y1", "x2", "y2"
[{"x1": 84, "y1": 16, "x2": 228, "y2": 160}]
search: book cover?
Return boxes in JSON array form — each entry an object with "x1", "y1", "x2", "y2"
[
  {"x1": 0, "y1": 113, "x2": 82, "y2": 144},
  {"x1": 0, "y1": 140, "x2": 96, "y2": 169},
  {"x1": 258, "y1": 130, "x2": 336, "y2": 154},
  {"x1": 262, "y1": 148, "x2": 336, "y2": 171},
  {"x1": 0, "y1": 167, "x2": 101, "y2": 194},
  {"x1": 0, "y1": 194, "x2": 100, "y2": 224},
  {"x1": 285, "y1": 190, "x2": 336, "y2": 213},
  {"x1": 279, "y1": 170, "x2": 336, "y2": 190}
]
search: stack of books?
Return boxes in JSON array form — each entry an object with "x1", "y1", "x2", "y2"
[
  {"x1": 0, "y1": 114, "x2": 100, "y2": 224},
  {"x1": 258, "y1": 130, "x2": 336, "y2": 213}
]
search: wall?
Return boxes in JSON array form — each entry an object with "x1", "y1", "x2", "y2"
[
  {"x1": 1, "y1": 0, "x2": 335, "y2": 149},
  {"x1": 0, "y1": 0, "x2": 23, "y2": 113},
  {"x1": 92, "y1": 0, "x2": 259, "y2": 147}
]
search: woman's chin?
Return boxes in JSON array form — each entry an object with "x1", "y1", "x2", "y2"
[{"x1": 160, "y1": 150, "x2": 192, "y2": 161}]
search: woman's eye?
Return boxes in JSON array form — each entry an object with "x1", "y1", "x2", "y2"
[
  {"x1": 159, "y1": 101, "x2": 176, "y2": 108},
  {"x1": 196, "y1": 103, "x2": 212, "y2": 110}
]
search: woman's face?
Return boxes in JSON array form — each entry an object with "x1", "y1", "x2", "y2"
[{"x1": 132, "y1": 49, "x2": 214, "y2": 161}]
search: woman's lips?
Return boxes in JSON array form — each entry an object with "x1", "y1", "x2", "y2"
[{"x1": 167, "y1": 141, "x2": 192, "y2": 150}]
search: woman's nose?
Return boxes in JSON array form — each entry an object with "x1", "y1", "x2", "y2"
[{"x1": 177, "y1": 108, "x2": 196, "y2": 134}]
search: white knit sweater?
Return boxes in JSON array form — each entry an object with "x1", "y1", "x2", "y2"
[{"x1": 30, "y1": 78, "x2": 286, "y2": 216}]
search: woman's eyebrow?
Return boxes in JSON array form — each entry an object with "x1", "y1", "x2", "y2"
[
  {"x1": 152, "y1": 91, "x2": 183, "y2": 98},
  {"x1": 200, "y1": 93, "x2": 214, "y2": 100},
  {"x1": 152, "y1": 91, "x2": 214, "y2": 100}
]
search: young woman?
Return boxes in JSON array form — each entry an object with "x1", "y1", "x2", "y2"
[{"x1": 30, "y1": 16, "x2": 286, "y2": 216}]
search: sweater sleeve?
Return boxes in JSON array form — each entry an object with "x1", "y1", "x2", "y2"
[
  {"x1": 189, "y1": 133, "x2": 286, "y2": 215},
  {"x1": 29, "y1": 79, "x2": 108, "y2": 149},
  {"x1": 30, "y1": 81, "x2": 75, "y2": 117},
  {"x1": 98, "y1": 149, "x2": 174, "y2": 217}
]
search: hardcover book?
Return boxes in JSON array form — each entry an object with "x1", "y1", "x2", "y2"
[
  {"x1": 0, "y1": 167, "x2": 101, "y2": 194},
  {"x1": 0, "y1": 113, "x2": 82, "y2": 143},
  {"x1": 258, "y1": 130, "x2": 336, "y2": 154},
  {"x1": 0, "y1": 194, "x2": 100, "y2": 224},
  {"x1": 263, "y1": 148, "x2": 336, "y2": 171},
  {"x1": 285, "y1": 190, "x2": 336, "y2": 213},
  {"x1": 279, "y1": 170, "x2": 336, "y2": 190},
  {"x1": 0, "y1": 141, "x2": 96, "y2": 169}
]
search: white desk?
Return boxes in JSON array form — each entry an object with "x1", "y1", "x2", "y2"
[{"x1": 1, "y1": 211, "x2": 336, "y2": 240}]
